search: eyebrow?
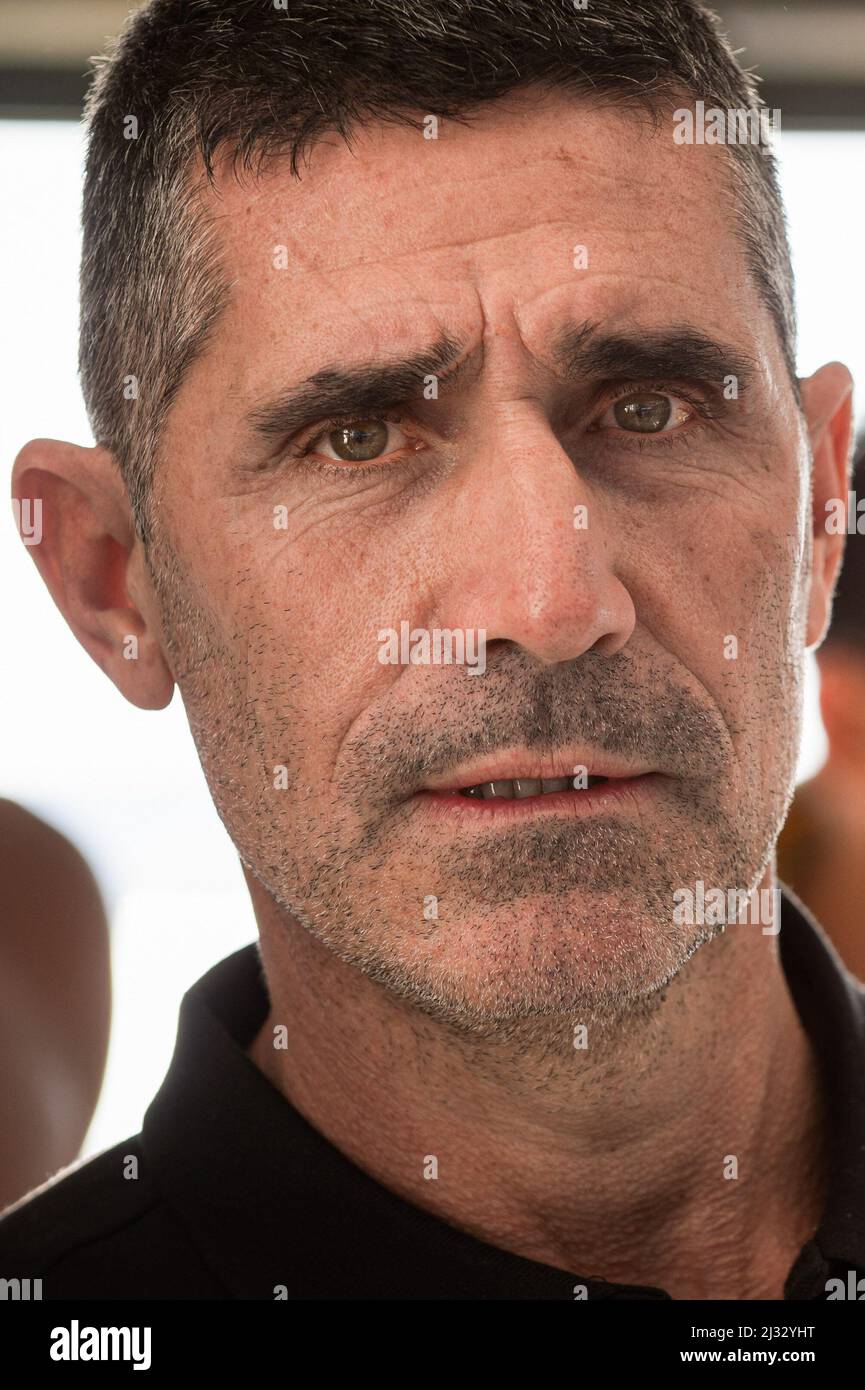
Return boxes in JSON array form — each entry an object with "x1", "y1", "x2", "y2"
[
  {"x1": 242, "y1": 320, "x2": 756, "y2": 443},
  {"x1": 243, "y1": 333, "x2": 469, "y2": 440},
  {"x1": 551, "y1": 319, "x2": 757, "y2": 389}
]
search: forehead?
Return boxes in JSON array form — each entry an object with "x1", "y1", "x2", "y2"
[{"x1": 201, "y1": 87, "x2": 770, "y2": 393}]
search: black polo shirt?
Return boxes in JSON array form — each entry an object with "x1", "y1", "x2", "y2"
[{"x1": 2, "y1": 889, "x2": 864, "y2": 1299}]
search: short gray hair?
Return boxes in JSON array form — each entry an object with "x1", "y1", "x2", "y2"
[{"x1": 80, "y1": 0, "x2": 797, "y2": 546}]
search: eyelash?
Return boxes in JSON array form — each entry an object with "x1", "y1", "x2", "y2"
[
  {"x1": 593, "y1": 382, "x2": 720, "y2": 449},
  {"x1": 286, "y1": 382, "x2": 719, "y2": 478},
  {"x1": 286, "y1": 413, "x2": 411, "y2": 481}
]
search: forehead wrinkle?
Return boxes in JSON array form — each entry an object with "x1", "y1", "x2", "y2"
[{"x1": 211, "y1": 98, "x2": 732, "y2": 286}]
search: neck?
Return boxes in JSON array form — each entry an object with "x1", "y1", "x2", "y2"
[{"x1": 247, "y1": 874, "x2": 827, "y2": 1300}]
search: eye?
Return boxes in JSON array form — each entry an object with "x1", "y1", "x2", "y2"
[
  {"x1": 305, "y1": 416, "x2": 409, "y2": 463},
  {"x1": 595, "y1": 390, "x2": 695, "y2": 435}
]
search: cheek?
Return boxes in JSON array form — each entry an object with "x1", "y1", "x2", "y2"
[
  {"x1": 712, "y1": 538, "x2": 806, "y2": 791},
  {"x1": 619, "y1": 511, "x2": 805, "y2": 774},
  {"x1": 309, "y1": 499, "x2": 444, "y2": 636},
  {"x1": 220, "y1": 529, "x2": 431, "y2": 769}
]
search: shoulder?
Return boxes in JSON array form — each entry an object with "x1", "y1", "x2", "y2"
[{"x1": 0, "y1": 1138, "x2": 225, "y2": 1298}]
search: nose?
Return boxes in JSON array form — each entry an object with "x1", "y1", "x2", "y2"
[{"x1": 442, "y1": 406, "x2": 636, "y2": 666}]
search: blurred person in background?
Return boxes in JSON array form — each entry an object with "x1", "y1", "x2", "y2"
[
  {"x1": 0, "y1": 799, "x2": 110, "y2": 1211},
  {"x1": 779, "y1": 444, "x2": 865, "y2": 980}
]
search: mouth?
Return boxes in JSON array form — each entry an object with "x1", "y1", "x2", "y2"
[
  {"x1": 412, "y1": 754, "x2": 662, "y2": 819},
  {"x1": 447, "y1": 774, "x2": 610, "y2": 801}
]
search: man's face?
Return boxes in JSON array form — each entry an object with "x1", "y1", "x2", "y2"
[{"x1": 149, "y1": 88, "x2": 812, "y2": 1029}]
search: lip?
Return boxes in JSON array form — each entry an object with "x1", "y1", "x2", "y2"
[
  {"x1": 413, "y1": 772, "x2": 665, "y2": 821},
  {"x1": 418, "y1": 749, "x2": 657, "y2": 795}
]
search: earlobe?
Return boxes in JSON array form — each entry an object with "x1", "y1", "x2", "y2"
[
  {"x1": 11, "y1": 437, "x2": 175, "y2": 711},
  {"x1": 799, "y1": 364, "x2": 855, "y2": 650}
]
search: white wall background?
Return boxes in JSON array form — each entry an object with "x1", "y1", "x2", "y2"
[{"x1": 1, "y1": 122, "x2": 861, "y2": 1158}]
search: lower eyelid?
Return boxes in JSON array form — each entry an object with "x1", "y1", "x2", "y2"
[
  {"x1": 300, "y1": 442, "x2": 431, "y2": 481},
  {"x1": 586, "y1": 421, "x2": 707, "y2": 458}
]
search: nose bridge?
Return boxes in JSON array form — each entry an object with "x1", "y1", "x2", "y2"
[
  {"x1": 508, "y1": 403, "x2": 590, "y2": 541},
  {"x1": 445, "y1": 405, "x2": 635, "y2": 663}
]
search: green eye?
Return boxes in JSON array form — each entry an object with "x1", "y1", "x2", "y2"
[
  {"x1": 612, "y1": 393, "x2": 674, "y2": 433},
  {"x1": 326, "y1": 419, "x2": 391, "y2": 461}
]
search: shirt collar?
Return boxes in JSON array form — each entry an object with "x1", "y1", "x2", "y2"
[
  {"x1": 778, "y1": 890, "x2": 865, "y2": 1294},
  {"x1": 142, "y1": 889, "x2": 865, "y2": 1299}
]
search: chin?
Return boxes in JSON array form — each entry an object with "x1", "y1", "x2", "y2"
[{"x1": 357, "y1": 892, "x2": 717, "y2": 1033}]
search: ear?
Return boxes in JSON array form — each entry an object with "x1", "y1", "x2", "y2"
[
  {"x1": 11, "y1": 438, "x2": 175, "y2": 710},
  {"x1": 800, "y1": 362, "x2": 855, "y2": 649}
]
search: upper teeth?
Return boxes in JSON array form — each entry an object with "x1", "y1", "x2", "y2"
[{"x1": 459, "y1": 776, "x2": 607, "y2": 800}]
